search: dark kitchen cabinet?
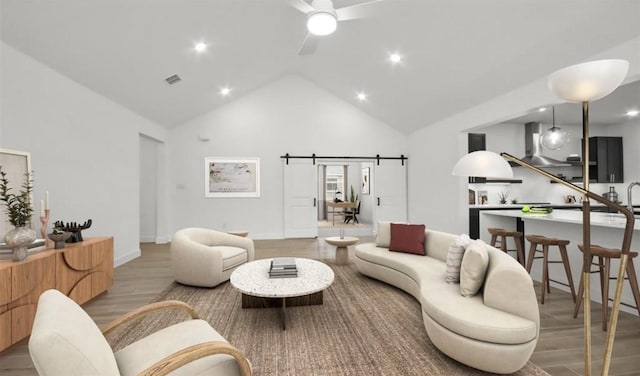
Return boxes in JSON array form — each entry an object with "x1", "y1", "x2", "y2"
[
  {"x1": 468, "y1": 133, "x2": 486, "y2": 183},
  {"x1": 589, "y1": 137, "x2": 623, "y2": 183}
]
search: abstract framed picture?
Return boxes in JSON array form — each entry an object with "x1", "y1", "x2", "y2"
[
  {"x1": 361, "y1": 167, "x2": 370, "y2": 195},
  {"x1": 205, "y1": 158, "x2": 260, "y2": 198}
]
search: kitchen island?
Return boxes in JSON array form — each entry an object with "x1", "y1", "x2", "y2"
[{"x1": 480, "y1": 209, "x2": 639, "y2": 315}]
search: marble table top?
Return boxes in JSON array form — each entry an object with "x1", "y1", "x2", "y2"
[
  {"x1": 325, "y1": 236, "x2": 359, "y2": 247},
  {"x1": 230, "y1": 258, "x2": 334, "y2": 298}
]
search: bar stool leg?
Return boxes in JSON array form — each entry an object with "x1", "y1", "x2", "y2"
[
  {"x1": 602, "y1": 257, "x2": 611, "y2": 331},
  {"x1": 626, "y1": 259, "x2": 640, "y2": 316},
  {"x1": 515, "y1": 236, "x2": 525, "y2": 267},
  {"x1": 490, "y1": 234, "x2": 498, "y2": 247},
  {"x1": 574, "y1": 270, "x2": 585, "y2": 318},
  {"x1": 541, "y1": 245, "x2": 549, "y2": 304},
  {"x1": 559, "y1": 244, "x2": 577, "y2": 302},
  {"x1": 500, "y1": 235, "x2": 508, "y2": 253},
  {"x1": 526, "y1": 242, "x2": 537, "y2": 273},
  {"x1": 574, "y1": 255, "x2": 594, "y2": 318}
]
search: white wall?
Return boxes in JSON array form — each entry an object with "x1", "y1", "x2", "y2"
[
  {"x1": 408, "y1": 36, "x2": 640, "y2": 236},
  {"x1": 139, "y1": 134, "x2": 158, "y2": 242},
  {"x1": 0, "y1": 42, "x2": 168, "y2": 266},
  {"x1": 168, "y1": 75, "x2": 407, "y2": 238}
]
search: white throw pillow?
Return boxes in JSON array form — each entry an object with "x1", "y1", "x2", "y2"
[
  {"x1": 375, "y1": 221, "x2": 407, "y2": 247},
  {"x1": 460, "y1": 239, "x2": 489, "y2": 297},
  {"x1": 445, "y1": 234, "x2": 472, "y2": 284},
  {"x1": 375, "y1": 221, "x2": 392, "y2": 247}
]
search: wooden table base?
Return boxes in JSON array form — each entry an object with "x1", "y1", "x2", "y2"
[{"x1": 241, "y1": 291, "x2": 324, "y2": 330}]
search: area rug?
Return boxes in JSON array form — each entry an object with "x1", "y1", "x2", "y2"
[{"x1": 108, "y1": 261, "x2": 550, "y2": 376}]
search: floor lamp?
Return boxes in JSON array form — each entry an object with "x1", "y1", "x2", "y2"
[{"x1": 453, "y1": 59, "x2": 632, "y2": 376}]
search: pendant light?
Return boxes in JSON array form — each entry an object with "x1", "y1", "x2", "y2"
[{"x1": 540, "y1": 106, "x2": 569, "y2": 150}]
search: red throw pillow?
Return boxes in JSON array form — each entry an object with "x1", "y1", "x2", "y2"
[{"x1": 389, "y1": 223, "x2": 426, "y2": 255}]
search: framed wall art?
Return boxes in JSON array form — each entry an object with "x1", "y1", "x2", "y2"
[
  {"x1": 205, "y1": 157, "x2": 260, "y2": 198},
  {"x1": 361, "y1": 167, "x2": 370, "y2": 195},
  {"x1": 0, "y1": 149, "x2": 33, "y2": 238}
]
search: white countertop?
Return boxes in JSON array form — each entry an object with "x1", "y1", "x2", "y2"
[{"x1": 481, "y1": 209, "x2": 640, "y2": 231}]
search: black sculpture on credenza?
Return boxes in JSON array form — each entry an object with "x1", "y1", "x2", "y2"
[{"x1": 53, "y1": 219, "x2": 93, "y2": 243}]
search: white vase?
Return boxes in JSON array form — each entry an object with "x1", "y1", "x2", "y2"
[{"x1": 5, "y1": 226, "x2": 37, "y2": 261}]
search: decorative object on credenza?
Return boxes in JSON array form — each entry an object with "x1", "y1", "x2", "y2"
[
  {"x1": 39, "y1": 191, "x2": 50, "y2": 246},
  {"x1": 48, "y1": 228, "x2": 72, "y2": 249},
  {"x1": 53, "y1": 219, "x2": 93, "y2": 243},
  {"x1": 0, "y1": 165, "x2": 36, "y2": 261}
]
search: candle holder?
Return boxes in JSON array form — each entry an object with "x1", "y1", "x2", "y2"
[{"x1": 40, "y1": 209, "x2": 51, "y2": 248}]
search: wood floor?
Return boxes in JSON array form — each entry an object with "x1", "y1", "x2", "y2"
[{"x1": 1, "y1": 237, "x2": 639, "y2": 376}]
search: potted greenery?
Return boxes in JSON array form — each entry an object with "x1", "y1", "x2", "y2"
[
  {"x1": 0, "y1": 166, "x2": 36, "y2": 261},
  {"x1": 497, "y1": 191, "x2": 510, "y2": 204}
]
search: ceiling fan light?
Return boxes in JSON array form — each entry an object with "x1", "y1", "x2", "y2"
[{"x1": 307, "y1": 12, "x2": 337, "y2": 36}]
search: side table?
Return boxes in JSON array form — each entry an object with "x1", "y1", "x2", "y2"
[{"x1": 325, "y1": 236, "x2": 359, "y2": 265}]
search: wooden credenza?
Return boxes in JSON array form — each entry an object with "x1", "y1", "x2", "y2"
[{"x1": 0, "y1": 237, "x2": 113, "y2": 351}]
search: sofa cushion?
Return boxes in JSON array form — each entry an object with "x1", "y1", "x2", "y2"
[
  {"x1": 445, "y1": 234, "x2": 472, "y2": 284},
  {"x1": 460, "y1": 240, "x2": 489, "y2": 297},
  {"x1": 218, "y1": 246, "x2": 248, "y2": 271},
  {"x1": 115, "y1": 319, "x2": 241, "y2": 376},
  {"x1": 375, "y1": 220, "x2": 408, "y2": 247},
  {"x1": 29, "y1": 289, "x2": 121, "y2": 376},
  {"x1": 389, "y1": 223, "x2": 426, "y2": 255},
  {"x1": 421, "y1": 283, "x2": 538, "y2": 345},
  {"x1": 355, "y1": 243, "x2": 444, "y2": 289}
]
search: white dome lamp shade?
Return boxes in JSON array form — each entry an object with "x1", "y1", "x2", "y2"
[
  {"x1": 548, "y1": 59, "x2": 629, "y2": 102},
  {"x1": 452, "y1": 151, "x2": 514, "y2": 179},
  {"x1": 540, "y1": 106, "x2": 569, "y2": 150}
]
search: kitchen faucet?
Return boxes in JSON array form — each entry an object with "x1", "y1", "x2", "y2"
[{"x1": 628, "y1": 182, "x2": 640, "y2": 212}]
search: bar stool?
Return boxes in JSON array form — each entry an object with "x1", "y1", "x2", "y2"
[
  {"x1": 488, "y1": 228, "x2": 525, "y2": 267},
  {"x1": 525, "y1": 235, "x2": 576, "y2": 304},
  {"x1": 573, "y1": 244, "x2": 640, "y2": 331}
]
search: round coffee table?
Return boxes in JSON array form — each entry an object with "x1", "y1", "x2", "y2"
[
  {"x1": 325, "y1": 236, "x2": 359, "y2": 265},
  {"x1": 230, "y1": 258, "x2": 334, "y2": 330}
]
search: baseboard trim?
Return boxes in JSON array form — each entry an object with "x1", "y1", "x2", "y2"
[{"x1": 114, "y1": 247, "x2": 141, "y2": 267}]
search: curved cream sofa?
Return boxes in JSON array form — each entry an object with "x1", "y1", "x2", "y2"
[
  {"x1": 355, "y1": 228, "x2": 539, "y2": 374},
  {"x1": 171, "y1": 228, "x2": 255, "y2": 287}
]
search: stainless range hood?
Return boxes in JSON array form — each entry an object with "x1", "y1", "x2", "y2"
[{"x1": 518, "y1": 122, "x2": 571, "y2": 167}]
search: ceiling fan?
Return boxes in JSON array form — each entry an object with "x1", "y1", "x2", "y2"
[{"x1": 288, "y1": 0, "x2": 384, "y2": 55}]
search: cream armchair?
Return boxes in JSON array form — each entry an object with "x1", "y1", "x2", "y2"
[
  {"x1": 171, "y1": 228, "x2": 255, "y2": 287},
  {"x1": 29, "y1": 289, "x2": 251, "y2": 376}
]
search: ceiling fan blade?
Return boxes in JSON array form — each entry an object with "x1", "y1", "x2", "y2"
[
  {"x1": 335, "y1": 0, "x2": 384, "y2": 21},
  {"x1": 288, "y1": 0, "x2": 314, "y2": 14},
  {"x1": 298, "y1": 33, "x2": 320, "y2": 55}
]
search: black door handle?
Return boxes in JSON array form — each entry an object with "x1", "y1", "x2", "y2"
[
  {"x1": 377, "y1": 197, "x2": 381, "y2": 206},
  {"x1": 314, "y1": 198, "x2": 317, "y2": 207}
]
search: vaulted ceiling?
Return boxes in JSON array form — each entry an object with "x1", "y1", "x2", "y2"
[{"x1": 2, "y1": 0, "x2": 639, "y2": 134}]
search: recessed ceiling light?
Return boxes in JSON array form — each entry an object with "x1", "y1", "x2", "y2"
[
  {"x1": 357, "y1": 92, "x2": 367, "y2": 102},
  {"x1": 219, "y1": 87, "x2": 231, "y2": 96},
  {"x1": 538, "y1": 107, "x2": 547, "y2": 112},
  {"x1": 194, "y1": 42, "x2": 207, "y2": 53},
  {"x1": 626, "y1": 109, "x2": 639, "y2": 117},
  {"x1": 389, "y1": 53, "x2": 402, "y2": 64}
]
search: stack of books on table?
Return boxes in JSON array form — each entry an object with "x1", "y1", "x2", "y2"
[{"x1": 269, "y1": 257, "x2": 298, "y2": 278}]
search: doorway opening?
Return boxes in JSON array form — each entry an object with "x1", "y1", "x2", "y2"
[{"x1": 317, "y1": 162, "x2": 372, "y2": 237}]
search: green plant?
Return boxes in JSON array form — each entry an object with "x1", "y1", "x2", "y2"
[
  {"x1": 497, "y1": 191, "x2": 509, "y2": 204},
  {"x1": 0, "y1": 166, "x2": 34, "y2": 227},
  {"x1": 349, "y1": 185, "x2": 359, "y2": 203}
]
